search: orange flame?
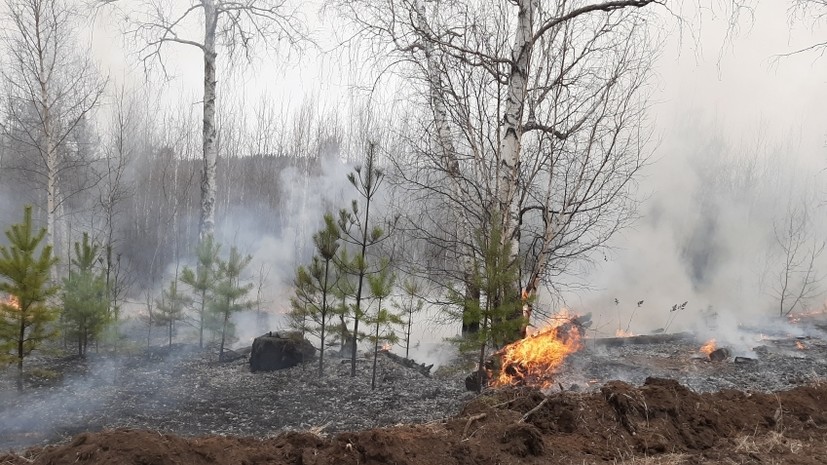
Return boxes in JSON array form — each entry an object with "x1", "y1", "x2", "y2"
[
  {"x1": 2, "y1": 294, "x2": 20, "y2": 310},
  {"x1": 492, "y1": 312, "x2": 583, "y2": 388},
  {"x1": 796, "y1": 341, "x2": 806, "y2": 350},
  {"x1": 381, "y1": 342, "x2": 391, "y2": 352},
  {"x1": 615, "y1": 328, "x2": 635, "y2": 338},
  {"x1": 700, "y1": 339, "x2": 716, "y2": 356}
]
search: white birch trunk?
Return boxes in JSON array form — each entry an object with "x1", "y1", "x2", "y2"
[
  {"x1": 415, "y1": 0, "x2": 479, "y2": 332},
  {"x1": 498, "y1": 0, "x2": 535, "y2": 270},
  {"x1": 38, "y1": 31, "x2": 58, "y2": 267},
  {"x1": 200, "y1": 0, "x2": 219, "y2": 242}
]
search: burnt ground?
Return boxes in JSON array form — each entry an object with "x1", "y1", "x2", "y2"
[
  {"x1": 1, "y1": 323, "x2": 827, "y2": 464},
  {"x1": 0, "y1": 346, "x2": 470, "y2": 450}
]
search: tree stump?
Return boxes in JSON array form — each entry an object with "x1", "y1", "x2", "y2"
[{"x1": 249, "y1": 331, "x2": 315, "y2": 372}]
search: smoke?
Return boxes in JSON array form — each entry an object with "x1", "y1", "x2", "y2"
[
  {"x1": 201, "y1": 148, "x2": 357, "y2": 347},
  {"x1": 562, "y1": 109, "x2": 827, "y2": 341}
]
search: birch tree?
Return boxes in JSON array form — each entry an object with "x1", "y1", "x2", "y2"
[
  {"x1": 1, "y1": 0, "x2": 106, "y2": 260},
  {"x1": 337, "y1": 0, "x2": 657, "y2": 331},
  {"x1": 103, "y1": 0, "x2": 307, "y2": 242}
]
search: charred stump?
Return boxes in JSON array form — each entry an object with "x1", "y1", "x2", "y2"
[{"x1": 250, "y1": 331, "x2": 315, "y2": 372}]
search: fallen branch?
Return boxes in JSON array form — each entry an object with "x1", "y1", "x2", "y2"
[
  {"x1": 462, "y1": 413, "x2": 487, "y2": 438},
  {"x1": 519, "y1": 398, "x2": 549, "y2": 423}
]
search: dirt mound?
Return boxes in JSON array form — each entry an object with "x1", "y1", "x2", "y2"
[{"x1": 4, "y1": 378, "x2": 827, "y2": 465}]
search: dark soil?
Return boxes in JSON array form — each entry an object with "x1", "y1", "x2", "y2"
[{"x1": 3, "y1": 377, "x2": 826, "y2": 465}]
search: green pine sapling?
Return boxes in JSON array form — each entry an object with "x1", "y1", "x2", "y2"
[
  {"x1": 0, "y1": 206, "x2": 59, "y2": 391},
  {"x1": 392, "y1": 279, "x2": 424, "y2": 359},
  {"x1": 179, "y1": 235, "x2": 221, "y2": 349},
  {"x1": 62, "y1": 233, "x2": 109, "y2": 357},
  {"x1": 211, "y1": 247, "x2": 254, "y2": 361},
  {"x1": 366, "y1": 263, "x2": 401, "y2": 390}
]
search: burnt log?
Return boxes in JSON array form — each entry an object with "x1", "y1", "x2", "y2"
[
  {"x1": 380, "y1": 350, "x2": 433, "y2": 377},
  {"x1": 465, "y1": 370, "x2": 488, "y2": 392},
  {"x1": 708, "y1": 347, "x2": 731, "y2": 362},
  {"x1": 249, "y1": 331, "x2": 315, "y2": 372}
]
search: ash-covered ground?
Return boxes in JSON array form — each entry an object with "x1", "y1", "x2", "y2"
[
  {"x1": 2, "y1": 321, "x2": 827, "y2": 452},
  {"x1": 0, "y1": 347, "x2": 471, "y2": 451}
]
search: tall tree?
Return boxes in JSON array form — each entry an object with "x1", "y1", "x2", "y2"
[
  {"x1": 0, "y1": 205, "x2": 59, "y2": 391},
  {"x1": 104, "y1": 0, "x2": 308, "y2": 242},
  {"x1": 98, "y1": 85, "x2": 140, "y2": 344},
  {"x1": 336, "y1": 0, "x2": 657, "y2": 333},
  {"x1": 1, "y1": 0, "x2": 106, "y2": 259}
]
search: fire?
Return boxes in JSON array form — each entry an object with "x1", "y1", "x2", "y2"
[
  {"x1": 787, "y1": 309, "x2": 827, "y2": 324},
  {"x1": 700, "y1": 339, "x2": 716, "y2": 356},
  {"x1": 615, "y1": 328, "x2": 635, "y2": 337},
  {"x1": 491, "y1": 312, "x2": 583, "y2": 388},
  {"x1": 1, "y1": 294, "x2": 20, "y2": 310},
  {"x1": 381, "y1": 342, "x2": 391, "y2": 352},
  {"x1": 796, "y1": 341, "x2": 806, "y2": 350}
]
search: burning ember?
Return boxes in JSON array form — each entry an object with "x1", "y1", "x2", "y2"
[
  {"x1": 491, "y1": 311, "x2": 584, "y2": 388},
  {"x1": 796, "y1": 341, "x2": 807, "y2": 350},
  {"x1": 700, "y1": 339, "x2": 716, "y2": 356}
]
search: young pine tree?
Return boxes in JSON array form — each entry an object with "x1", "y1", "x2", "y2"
[
  {"x1": 62, "y1": 233, "x2": 109, "y2": 357},
  {"x1": 211, "y1": 247, "x2": 254, "y2": 361},
  {"x1": 289, "y1": 213, "x2": 341, "y2": 376},
  {"x1": 155, "y1": 278, "x2": 191, "y2": 347},
  {"x1": 366, "y1": 264, "x2": 401, "y2": 390},
  {"x1": 330, "y1": 249, "x2": 356, "y2": 355},
  {"x1": 0, "y1": 206, "x2": 59, "y2": 391},
  {"x1": 338, "y1": 142, "x2": 390, "y2": 377},
  {"x1": 392, "y1": 279, "x2": 425, "y2": 359},
  {"x1": 179, "y1": 235, "x2": 221, "y2": 349},
  {"x1": 454, "y1": 218, "x2": 524, "y2": 393}
]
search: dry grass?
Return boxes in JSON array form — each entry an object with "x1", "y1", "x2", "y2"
[
  {"x1": 734, "y1": 430, "x2": 804, "y2": 455},
  {"x1": 612, "y1": 453, "x2": 689, "y2": 464}
]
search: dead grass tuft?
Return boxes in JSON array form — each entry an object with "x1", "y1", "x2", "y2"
[
  {"x1": 734, "y1": 431, "x2": 803, "y2": 455},
  {"x1": 613, "y1": 453, "x2": 689, "y2": 464}
]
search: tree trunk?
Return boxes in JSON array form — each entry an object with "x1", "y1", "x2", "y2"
[
  {"x1": 371, "y1": 313, "x2": 380, "y2": 390},
  {"x1": 351, "y1": 165, "x2": 374, "y2": 377},
  {"x1": 219, "y1": 301, "x2": 230, "y2": 361},
  {"x1": 199, "y1": 290, "x2": 206, "y2": 348},
  {"x1": 17, "y1": 313, "x2": 25, "y2": 391},
  {"x1": 415, "y1": 0, "x2": 480, "y2": 334},
  {"x1": 498, "y1": 0, "x2": 534, "y2": 269},
  {"x1": 319, "y1": 259, "x2": 330, "y2": 377},
  {"x1": 199, "y1": 1, "x2": 219, "y2": 242}
]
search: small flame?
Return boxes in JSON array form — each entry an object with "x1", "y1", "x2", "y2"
[
  {"x1": 381, "y1": 343, "x2": 391, "y2": 352},
  {"x1": 615, "y1": 328, "x2": 635, "y2": 338},
  {"x1": 2, "y1": 294, "x2": 20, "y2": 310},
  {"x1": 787, "y1": 309, "x2": 827, "y2": 324},
  {"x1": 796, "y1": 341, "x2": 806, "y2": 350},
  {"x1": 700, "y1": 339, "x2": 716, "y2": 356}
]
